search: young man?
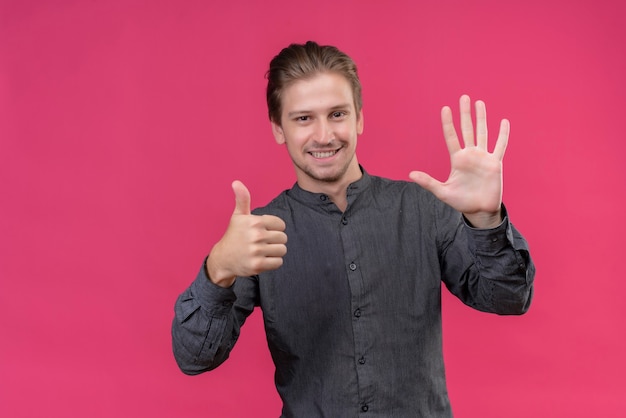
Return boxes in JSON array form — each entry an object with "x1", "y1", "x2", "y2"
[{"x1": 172, "y1": 41, "x2": 535, "y2": 417}]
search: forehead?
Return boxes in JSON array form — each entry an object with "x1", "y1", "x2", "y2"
[{"x1": 280, "y1": 72, "x2": 354, "y2": 116}]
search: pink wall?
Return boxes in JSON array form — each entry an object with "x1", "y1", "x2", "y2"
[{"x1": 2, "y1": 0, "x2": 625, "y2": 416}]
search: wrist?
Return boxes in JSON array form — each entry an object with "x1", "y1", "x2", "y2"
[
  {"x1": 463, "y1": 209, "x2": 503, "y2": 229},
  {"x1": 205, "y1": 251, "x2": 236, "y2": 288}
]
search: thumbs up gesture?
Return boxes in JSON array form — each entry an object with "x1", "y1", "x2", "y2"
[{"x1": 206, "y1": 181, "x2": 288, "y2": 287}]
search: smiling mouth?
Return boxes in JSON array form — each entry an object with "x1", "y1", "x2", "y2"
[{"x1": 309, "y1": 149, "x2": 339, "y2": 158}]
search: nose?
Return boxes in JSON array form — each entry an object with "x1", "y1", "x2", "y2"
[{"x1": 313, "y1": 119, "x2": 334, "y2": 144}]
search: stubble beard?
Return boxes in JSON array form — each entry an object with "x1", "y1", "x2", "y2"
[{"x1": 293, "y1": 148, "x2": 356, "y2": 185}]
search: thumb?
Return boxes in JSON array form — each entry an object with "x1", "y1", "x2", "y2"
[
  {"x1": 409, "y1": 171, "x2": 442, "y2": 196},
  {"x1": 232, "y1": 180, "x2": 251, "y2": 215}
]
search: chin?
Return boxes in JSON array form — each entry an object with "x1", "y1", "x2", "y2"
[{"x1": 309, "y1": 166, "x2": 350, "y2": 184}]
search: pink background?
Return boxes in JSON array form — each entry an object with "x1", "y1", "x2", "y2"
[{"x1": 2, "y1": 0, "x2": 625, "y2": 416}]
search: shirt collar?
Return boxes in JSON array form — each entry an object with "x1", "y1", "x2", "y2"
[{"x1": 287, "y1": 166, "x2": 372, "y2": 208}]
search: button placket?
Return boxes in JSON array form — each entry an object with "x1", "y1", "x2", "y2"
[{"x1": 338, "y1": 203, "x2": 372, "y2": 413}]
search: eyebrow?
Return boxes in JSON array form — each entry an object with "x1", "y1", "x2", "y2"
[{"x1": 287, "y1": 104, "x2": 352, "y2": 118}]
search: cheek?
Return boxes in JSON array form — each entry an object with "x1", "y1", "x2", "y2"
[
  {"x1": 289, "y1": 128, "x2": 315, "y2": 144},
  {"x1": 336, "y1": 125, "x2": 358, "y2": 141},
  {"x1": 282, "y1": 132, "x2": 307, "y2": 151}
]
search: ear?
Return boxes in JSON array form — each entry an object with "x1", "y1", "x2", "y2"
[
  {"x1": 271, "y1": 120, "x2": 285, "y2": 145},
  {"x1": 356, "y1": 109, "x2": 364, "y2": 135}
]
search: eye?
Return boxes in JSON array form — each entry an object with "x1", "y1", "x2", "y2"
[
  {"x1": 331, "y1": 111, "x2": 347, "y2": 119},
  {"x1": 295, "y1": 115, "x2": 310, "y2": 122}
]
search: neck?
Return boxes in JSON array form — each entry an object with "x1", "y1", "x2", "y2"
[{"x1": 297, "y1": 160, "x2": 362, "y2": 212}]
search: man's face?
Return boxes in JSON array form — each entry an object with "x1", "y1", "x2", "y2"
[{"x1": 271, "y1": 72, "x2": 364, "y2": 193}]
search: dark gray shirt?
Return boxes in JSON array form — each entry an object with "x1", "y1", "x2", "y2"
[{"x1": 172, "y1": 169, "x2": 535, "y2": 417}]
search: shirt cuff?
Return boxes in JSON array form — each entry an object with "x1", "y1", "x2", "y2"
[
  {"x1": 190, "y1": 259, "x2": 237, "y2": 315},
  {"x1": 463, "y1": 205, "x2": 514, "y2": 252}
]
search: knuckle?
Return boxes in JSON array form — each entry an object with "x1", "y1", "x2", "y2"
[
  {"x1": 248, "y1": 229, "x2": 264, "y2": 243},
  {"x1": 248, "y1": 258, "x2": 264, "y2": 272}
]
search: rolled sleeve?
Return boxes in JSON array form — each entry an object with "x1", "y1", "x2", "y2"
[{"x1": 172, "y1": 263, "x2": 238, "y2": 374}]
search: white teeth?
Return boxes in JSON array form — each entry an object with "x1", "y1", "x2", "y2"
[{"x1": 311, "y1": 150, "x2": 337, "y2": 158}]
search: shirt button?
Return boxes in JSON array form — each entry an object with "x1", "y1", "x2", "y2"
[
  {"x1": 349, "y1": 263, "x2": 357, "y2": 271},
  {"x1": 354, "y1": 308, "x2": 361, "y2": 318},
  {"x1": 358, "y1": 356, "x2": 366, "y2": 365},
  {"x1": 320, "y1": 194, "x2": 328, "y2": 201},
  {"x1": 341, "y1": 217, "x2": 348, "y2": 225},
  {"x1": 361, "y1": 404, "x2": 369, "y2": 412}
]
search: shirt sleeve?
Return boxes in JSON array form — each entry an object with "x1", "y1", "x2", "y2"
[
  {"x1": 437, "y1": 203, "x2": 535, "y2": 315},
  {"x1": 171, "y1": 260, "x2": 259, "y2": 375}
]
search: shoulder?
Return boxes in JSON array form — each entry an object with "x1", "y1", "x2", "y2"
[
  {"x1": 251, "y1": 189, "x2": 291, "y2": 216},
  {"x1": 365, "y1": 173, "x2": 455, "y2": 217},
  {"x1": 368, "y1": 174, "x2": 430, "y2": 201}
]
